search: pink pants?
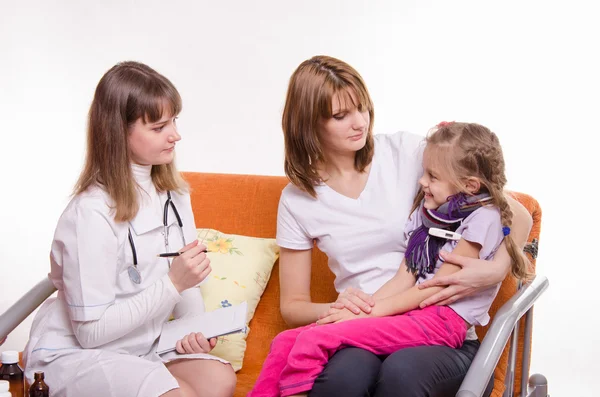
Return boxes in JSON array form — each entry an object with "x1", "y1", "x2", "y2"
[{"x1": 248, "y1": 306, "x2": 467, "y2": 397}]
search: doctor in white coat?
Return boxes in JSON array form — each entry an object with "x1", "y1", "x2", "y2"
[{"x1": 23, "y1": 61, "x2": 236, "y2": 397}]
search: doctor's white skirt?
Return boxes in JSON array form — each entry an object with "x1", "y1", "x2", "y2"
[{"x1": 26, "y1": 347, "x2": 229, "y2": 397}]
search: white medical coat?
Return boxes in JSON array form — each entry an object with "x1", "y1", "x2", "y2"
[{"x1": 24, "y1": 165, "x2": 224, "y2": 396}]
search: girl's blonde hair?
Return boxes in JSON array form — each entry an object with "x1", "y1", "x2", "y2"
[
  {"x1": 75, "y1": 61, "x2": 187, "y2": 222},
  {"x1": 282, "y1": 55, "x2": 375, "y2": 197},
  {"x1": 412, "y1": 122, "x2": 530, "y2": 279}
]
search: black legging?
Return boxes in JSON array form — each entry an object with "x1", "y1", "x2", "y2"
[{"x1": 308, "y1": 340, "x2": 494, "y2": 397}]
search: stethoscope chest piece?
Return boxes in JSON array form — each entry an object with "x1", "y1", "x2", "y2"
[{"x1": 128, "y1": 265, "x2": 142, "y2": 284}]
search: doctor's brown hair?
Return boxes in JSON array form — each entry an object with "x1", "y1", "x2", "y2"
[
  {"x1": 75, "y1": 61, "x2": 187, "y2": 222},
  {"x1": 282, "y1": 56, "x2": 375, "y2": 197}
]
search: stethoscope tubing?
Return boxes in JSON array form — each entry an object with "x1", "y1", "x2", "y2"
[{"x1": 128, "y1": 191, "x2": 186, "y2": 268}]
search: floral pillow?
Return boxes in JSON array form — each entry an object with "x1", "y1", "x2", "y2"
[{"x1": 197, "y1": 228, "x2": 279, "y2": 371}]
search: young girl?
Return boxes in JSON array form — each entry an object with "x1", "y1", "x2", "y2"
[
  {"x1": 23, "y1": 62, "x2": 236, "y2": 397},
  {"x1": 249, "y1": 121, "x2": 530, "y2": 397}
]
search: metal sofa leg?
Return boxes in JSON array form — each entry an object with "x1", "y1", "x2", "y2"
[
  {"x1": 526, "y1": 374, "x2": 548, "y2": 397},
  {"x1": 520, "y1": 308, "x2": 533, "y2": 396}
]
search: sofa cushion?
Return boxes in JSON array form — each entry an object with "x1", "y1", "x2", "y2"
[{"x1": 197, "y1": 228, "x2": 279, "y2": 371}]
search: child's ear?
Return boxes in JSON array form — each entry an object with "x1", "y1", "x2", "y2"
[{"x1": 464, "y1": 177, "x2": 481, "y2": 194}]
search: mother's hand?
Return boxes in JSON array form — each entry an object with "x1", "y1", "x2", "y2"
[
  {"x1": 418, "y1": 248, "x2": 509, "y2": 307},
  {"x1": 317, "y1": 307, "x2": 370, "y2": 325},
  {"x1": 327, "y1": 287, "x2": 375, "y2": 315}
]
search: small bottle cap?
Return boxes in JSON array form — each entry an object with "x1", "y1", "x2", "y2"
[
  {"x1": 34, "y1": 371, "x2": 45, "y2": 380},
  {"x1": 0, "y1": 380, "x2": 9, "y2": 392},
  {"x1": 0, "y1": 351, "x2": 18, "y2": 364}
]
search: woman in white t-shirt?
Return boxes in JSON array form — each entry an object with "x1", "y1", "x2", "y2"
[
  {"x1": 23, "y1": 62, "x2": 236, "y2": 397},
  {"x1": 268, "y1": 56, "x2": 532, "y2": 397}
]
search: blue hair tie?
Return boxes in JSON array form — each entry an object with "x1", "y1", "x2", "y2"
[{"x1": 502, "y1": 226, "x2": 511, "y2": 236}]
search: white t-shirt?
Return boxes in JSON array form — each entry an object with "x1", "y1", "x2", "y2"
[{"x1": 276, "y1": 131, "x2": 425, "y2": 295}]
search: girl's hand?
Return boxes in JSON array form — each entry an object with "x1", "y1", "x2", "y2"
[
  {"x1": 317, "y1": 307, "x2": 371, "y2": 324},
  {"x1": 328, "y1": 287, "x2": 375, "y2": 315},
  {"x1": 175, "y1": 332, "x2": 217, "y2": 354},
  {"x1": 418, "y1": 249, "x2": 507, "y2": 307},
  {"x1": 168, "y1": 240, "x2": 212, "y2": 293}
]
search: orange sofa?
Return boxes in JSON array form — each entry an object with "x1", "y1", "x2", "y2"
[
  {"x1": 183, "y1": 172, "x2": 543, "y2": 397},
  {"x1": 6, "y1": 172, "x2": 543, "y2": 396}
]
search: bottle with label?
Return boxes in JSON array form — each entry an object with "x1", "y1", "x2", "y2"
[
  {"x1": 29, "y1": 371, "x2": 49, "y2": 397},
  {"x1": 0, "y1": 380, "x2": 12, "y2": 397},
  {"x1": 0, "y1": 351, "x2": 24, "y2": 397}
]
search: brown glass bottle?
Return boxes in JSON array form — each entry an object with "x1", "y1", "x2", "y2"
[
  {"x1": 0, "y1": 351, "x2": 24, "y2": 397},
  {"x1": 29, "y1": 372, "x2": 49, "y2": 397}
]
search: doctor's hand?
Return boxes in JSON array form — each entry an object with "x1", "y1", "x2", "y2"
[
  {"x1": 175, "y1": 332, "x2": 217, "y2": 354},
  {"x1": 168, "y1": 240, "x2": 212, "y2": 293},
  {"x1": 327, "y1": 287, "x2": 375, "y2": 316}
]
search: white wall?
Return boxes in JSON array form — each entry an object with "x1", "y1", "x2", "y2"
[{"x1": 1, "y1": 0, "x2": 597, "y2": 394}]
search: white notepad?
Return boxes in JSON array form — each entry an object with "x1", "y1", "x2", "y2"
[{"x1": 156, "y1": 301, "x2": 248, "y2": 355}]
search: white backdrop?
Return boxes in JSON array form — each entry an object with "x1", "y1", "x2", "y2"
[{"x1": 1, "y1": 0, "x2": 597, "y2": 395}]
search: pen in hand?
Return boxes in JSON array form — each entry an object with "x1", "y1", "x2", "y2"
[
  {"x1": 157, "y1": 249, "x2": 208, "y2": 258},
  {"x1": 159, "y1": 230, "x2": 212, "y2": 258}
]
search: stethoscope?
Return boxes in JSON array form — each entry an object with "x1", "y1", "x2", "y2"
[{"x1": 127, "y1": 191, "x2": 186, "y2": 284}]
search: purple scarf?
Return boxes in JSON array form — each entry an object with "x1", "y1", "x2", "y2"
[{"x1": 405, "y1": 193, "x2": 491, "y2": 279}]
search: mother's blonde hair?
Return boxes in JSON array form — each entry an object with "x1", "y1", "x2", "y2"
[
  {"x1": 75, "y1": 61, "x2": 187, "y2": 222},
  {"x1": 282, "y1": 56, "x2": 375, "y2": 197}
]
